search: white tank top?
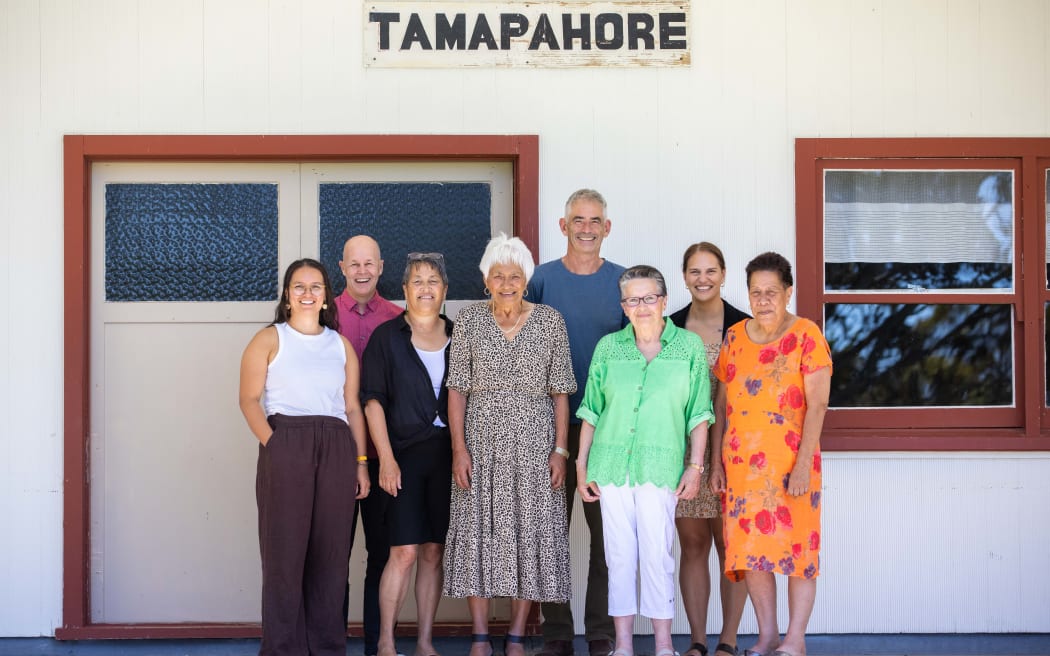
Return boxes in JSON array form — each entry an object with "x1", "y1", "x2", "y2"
[
  {"x1": 415, "y1": 340, "x2": 450, "y2": 427},
  {"x1": 264, "y1": 322, "x2": 348, "y2": 422}
]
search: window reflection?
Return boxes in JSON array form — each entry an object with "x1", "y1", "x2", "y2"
[
  {"x1": 824, "y1": 170, "x2": 1013, "y2": 291},
  {"x1": 825, "y1": 303, "x2": 1013, "y2": 407}
]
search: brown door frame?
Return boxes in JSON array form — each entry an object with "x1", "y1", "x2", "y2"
[{"x1": 60, "y1": 134, "x2": 540, "y2": 639}]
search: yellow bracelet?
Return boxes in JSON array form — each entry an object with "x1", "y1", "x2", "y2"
[
  {"x1": 688, "y1": 462, "x2": 704, "y2": 473},
  {"x1": 356, "y1": 455, "x2": 368, "y2": 462}
]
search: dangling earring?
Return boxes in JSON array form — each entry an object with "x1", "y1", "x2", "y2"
[
  {"x1": 484, "y1": 287, "x2": 491, "y2": 296},
  {"x1": 523, "y1": 288, "x2": 529, "y2": 298}
]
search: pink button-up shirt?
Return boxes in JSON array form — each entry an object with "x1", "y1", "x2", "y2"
[{"x1": 335, "y1": 290, "x2": 403, "y2": 457}]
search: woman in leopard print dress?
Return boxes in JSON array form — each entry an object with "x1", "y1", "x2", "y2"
[{"x1": 444, "y1": 234, "x2": 576, "y2": 656}]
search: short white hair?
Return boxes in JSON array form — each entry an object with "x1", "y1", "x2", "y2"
[{"x1": 479, "y1": 232, "x2": 535, "y2": 282}]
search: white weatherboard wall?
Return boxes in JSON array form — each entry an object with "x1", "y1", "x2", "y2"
[{"x1": 2, "y1": 0, "x2": 1049, "y2": 637}]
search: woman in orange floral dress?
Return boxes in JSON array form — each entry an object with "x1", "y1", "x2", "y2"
[{"x1": 710, "y1": 252, "x2": 832, "y2": 656}]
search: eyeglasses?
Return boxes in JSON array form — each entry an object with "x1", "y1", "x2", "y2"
[
  {"x1": 291, "y1": 283, "x2": 326, "y2": 297},
  {"x1": 621, "y1": 294, "x2": 664, "y2": 307},
  {"x1": 407, "y1": 252, "x2": 445, "y2": 261}
]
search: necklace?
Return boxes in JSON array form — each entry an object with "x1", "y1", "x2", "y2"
[{"x1": 491, "y1": 302, "x2": 524, "y2": 335}]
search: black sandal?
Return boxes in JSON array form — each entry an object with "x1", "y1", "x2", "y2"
[
  {"x1": 715, "y1": 644, "x2": 738, "y2": 656},
  {"x1": 685, "y1": 644, "x2": 708, "y2": 656},
  {"x1": 471, "y1": 634, "x2": 493, "y2": 655},
  {"x1": 504, "y1": 634, "x2": 526, "y2": 655}
]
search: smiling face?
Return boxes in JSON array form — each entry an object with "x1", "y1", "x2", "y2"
[
  {"x1": 621, "y1": 277, "x2": 667, "y2": 327},
  {"x1": 485, "y1": 262, "x2": 527, "y2": 308},
  {"x1": 684, "y1": 249, "x2": 726, "y2": 304},
  {"x1": 560, "y1": 198, "x2": 611, "y2": 258},
  {"x1": 286, "y1": 265, "x2": 327, "y2": 318},
  {"x1": 747, "y1": 269, "x2": 792, "y2": 328},
  {"x1": 339, "y1": 236, "x2": 384, "y2": 304},
  {"x1": 403, "y1": 262, "x2": 447, "y2": 316}
]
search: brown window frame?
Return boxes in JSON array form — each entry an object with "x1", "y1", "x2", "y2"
[
  {"x1": 61, "y1": 134, "x2": 540, "y2": 639},
  {"x1": 795, "y1": 137, "x2": 1050, "y2": 451}
]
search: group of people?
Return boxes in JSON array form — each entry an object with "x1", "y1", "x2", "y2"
[{"x1": 238, "y1": 189, "x2": 833, "y2": 656}]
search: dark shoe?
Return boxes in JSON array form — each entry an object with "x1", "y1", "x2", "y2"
[
  {"x1": 504, "y1": 633, "x2": 527, "y2": 656},
  {"x1": 684, "y1": 643, "x2": 709, "y2": 656},
  {"x1": 537, "y1": 639, "x2": 575, "y2": 656},
  {"x1": 588, "y1": 638, "x2": 614, "y2": 656},
  {"x1": 714, "y1": 644, "x2": 738, "y2": 656},
  {"x1": 471, "y1": 634, "x2": 494, "y2": 656}
]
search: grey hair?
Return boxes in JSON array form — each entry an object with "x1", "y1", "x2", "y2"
[
  {"x1": 479, "y1": 233, "x2": 535, "y2": 282},
  {"x1": 402, "y1": 252, "x2": 448, "y2": 286},
  {"x1": 619, "y1": 265, "x2": 667, "y2": 297},
  {"x1": 564, "y1": 188, "x2": 607, "y2": 217}
]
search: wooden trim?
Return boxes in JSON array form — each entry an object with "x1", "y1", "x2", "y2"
[
  {"x1": 1038, "y1": 159, "x2": 1050, "y2": 429},
  {"x1": 56, "y1": 619, "x2": 535, "y2": 641},
  {"x1": 62, "y1": 134, "x2": 540, "y2": 637},
  {"x1": 62, "y1": 135, "x2": 90, "y2": 631},
  {"x1": 823, "y1": 429, "x2": 1050, "y2": 451},
  {"x1": 514, "y1": 136, "x2": 541, "y2": 259},
  {"x1": 794, "y1": 139, "x2": 821, "y2": 324},
  {"x1": 794, "y1": 137, "x2": 1050, "y2": 450}
]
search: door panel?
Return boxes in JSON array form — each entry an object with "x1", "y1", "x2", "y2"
[{"x1": 89, "y1": 161, "x2": 512, "y2": 623}]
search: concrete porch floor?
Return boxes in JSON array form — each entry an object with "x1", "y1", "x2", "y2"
[{"x1": 1, "y1": 634, "x2": 1048, "y2": 656}]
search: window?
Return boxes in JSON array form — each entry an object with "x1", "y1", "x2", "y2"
[{"x1": 795, "y1": 139, "x2": 1050, "y2": 450}]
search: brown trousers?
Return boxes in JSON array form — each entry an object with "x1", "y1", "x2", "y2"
[{"x1": 257, "y1": 414, "x2": 358, "y2": 656}]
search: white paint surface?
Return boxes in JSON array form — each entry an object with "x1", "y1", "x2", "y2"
[{"x1": 1, "y1": 0, "x2": 1049, "y2": 637}]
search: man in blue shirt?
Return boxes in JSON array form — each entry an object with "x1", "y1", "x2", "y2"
[{"x1": 527, "y1": 189, "x2": 624, "y2": 656}]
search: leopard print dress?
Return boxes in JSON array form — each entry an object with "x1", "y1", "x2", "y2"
[{"x1": 443, "y1": 302, "x2": 575, "y2": 602}]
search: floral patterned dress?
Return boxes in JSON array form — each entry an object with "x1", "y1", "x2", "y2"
[{"x1": 713, "y1": 317, "x2": 832, "y2": 581}]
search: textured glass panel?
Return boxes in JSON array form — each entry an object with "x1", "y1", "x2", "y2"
[
  {"x1": 824, "y1": 170, "x2": 1013, "y2": 291},
  {"x1": 825, "y1": 303, "x2": 1013, "y2": 407},
  {"x1": 105, "y1": 183, "x2": 279, "y2": 302},
  {"x1": 319, "y1": 182, "x2": 490, "y2": 300}
]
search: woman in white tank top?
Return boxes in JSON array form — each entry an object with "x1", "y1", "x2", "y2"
[{"x1": 239, "y1": 258, "x2": 370, "y2": 656}]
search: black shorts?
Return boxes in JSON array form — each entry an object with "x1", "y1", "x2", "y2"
[{"x1": 386, "y1": 431, "x2": 452, "y2": 547}]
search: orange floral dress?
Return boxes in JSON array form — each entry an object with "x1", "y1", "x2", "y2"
[{"x1": 713, "y1": 317, "x2": 832, "y2": 581}]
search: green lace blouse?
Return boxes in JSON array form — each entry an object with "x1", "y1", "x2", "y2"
[{"x1": 577, "y1": 320, "x2": 714, "y2": 490}]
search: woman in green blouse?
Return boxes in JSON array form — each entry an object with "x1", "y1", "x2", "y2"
[{"x1": 576, "y1": 265, "x2": 715, "y2": 656}]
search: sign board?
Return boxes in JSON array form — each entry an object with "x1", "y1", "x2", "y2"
[{"x1": 364, "y1": 1, "x2": 691, "y2": 67}]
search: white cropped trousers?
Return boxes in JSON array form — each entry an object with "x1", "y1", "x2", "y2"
[{"x1": 598, "y1": 480, "x2": 678, "y2": 619}]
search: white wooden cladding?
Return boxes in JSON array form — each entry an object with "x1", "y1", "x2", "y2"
[{"x1": 3, "y1": 0, "x2": 1050, "y2": 636}]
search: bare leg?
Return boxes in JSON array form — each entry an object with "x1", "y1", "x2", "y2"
[
  {"x1": 652, "y1": 618, "x2": 674, "y2": 655},
  {"x1": 777, "y1": 578, "x2": 816, "y2": 656},
  {"x1": 468, "y1": 597, "x2": 493, "y2": 656},
  {"x1": 377, "y1": 544, "x2": 419, "y2": 656},
  {"x1": 412, "y1": 542, "x2": 444, "y2": 656},
  {"x1": 675, "y1": 517, "x2": 713, "y2": 655},
  {"x1": 743, "y1": 571, "x2": 779, "y2": 655},
  {"x1": 505, "y1": 599, "x2": 532, "y2": 656},
  {"x1": 612, "y1": 614, "x2": 635, "y2": 656},
  {"x1": 711, "y1": 518, "x2": 748, "y2": 654}
]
